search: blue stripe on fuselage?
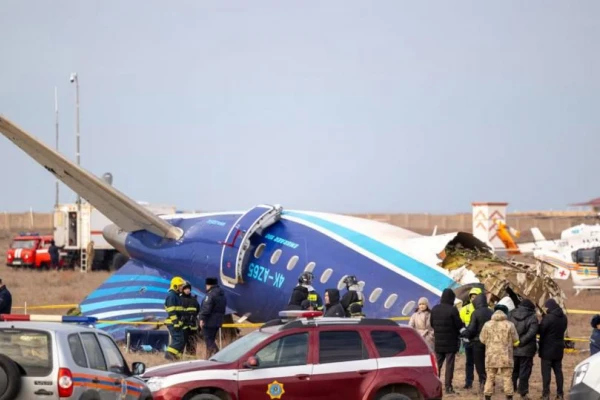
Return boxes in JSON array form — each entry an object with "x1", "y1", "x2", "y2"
[{"x1": 282, "y1": 211, "x2": 456, "y2": 291}]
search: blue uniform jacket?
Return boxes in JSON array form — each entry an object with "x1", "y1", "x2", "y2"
[
  {"x1": 0, "y1": 286, "x2": 11, "y2": 315},
  {"x1": 199, "y1": 286, "x2": 227, "y2": 328}
]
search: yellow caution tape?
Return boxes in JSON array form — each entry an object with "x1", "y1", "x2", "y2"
[{"x1": 13, "y1": 304, "x2": 78, "y2": 310}]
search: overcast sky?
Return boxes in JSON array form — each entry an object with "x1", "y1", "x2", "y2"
[{"x1": 1, "y1": 1, "x2": 598, "y2": 214}]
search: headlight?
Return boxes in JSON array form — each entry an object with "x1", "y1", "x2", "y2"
[
  {"x1": 146, "y1": 377, "x2": 164, "y2": 392},
  {"x1": 573, "y1": 363, "x2": 589, "y2": 386}
]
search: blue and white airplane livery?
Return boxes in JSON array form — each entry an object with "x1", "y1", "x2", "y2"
[{"x1": 0, "y1": 115, "x2": 476, "y2": 341}]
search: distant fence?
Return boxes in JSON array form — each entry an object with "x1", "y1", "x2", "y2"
[
  {"x1": 0, "y1": 210, "x2": 595, "y2": 242},
  {"x1": 0, "y1": 211, "x2": 53, "y2": 236}
]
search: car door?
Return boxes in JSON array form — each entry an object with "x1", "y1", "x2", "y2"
[
  {"x1": 79, "y1": 332, "x2": 120, "y2": 400},
  {"x1": 97, "y1": 333, "x2": 147, "y2": 400},
  {"x1": 309, "y1": 329, "x2": 378, "y2": 399},
  {"x1": 237, "y1": 331, "x2": 314, "y2": 399}
]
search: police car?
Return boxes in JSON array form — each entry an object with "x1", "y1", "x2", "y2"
[
  {"x1": 570, "y1": 350, "x2": 600, "y2": 399},
  {"x1": 142, "y1": 310, "x2": 442, "y2": 400}
]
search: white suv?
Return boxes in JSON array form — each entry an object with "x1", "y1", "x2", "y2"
[{"x1": 570, "y1": 351, "x2": 600, "y2": 399}]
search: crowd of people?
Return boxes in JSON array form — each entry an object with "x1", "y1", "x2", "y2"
[{"x1": 408, "y1": 286, "x2": 568, "y2": 400}]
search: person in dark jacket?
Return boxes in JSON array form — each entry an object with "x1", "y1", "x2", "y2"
[
  {"x1": 509, "y1": 298, "x2": 539, "y2": 399},
  {"x1": 48, "y1": 240, "x2": 64, "y2": 270},
  {"x1": 590, "y1": 314, "x2": 600, "y2": 356},
  {"x1": 0, "y1": 279, "x2": 12, "y2": 315},
  {"x1": 180, "y1": 281, "x2": 200, "y2": 356},
  {"x1": 286, "y1": 285, "x2": 309, "y2": 310},
  {"x1": 340, "y1": 275, "x2": 365, "y2": 317},
  {"x1": 461, "y1": 293, "x2": 493, "y2": 393},
  {"x1": 430, "y1": 288, "x2": 465, "y2": 395},
  {"x1": 538, "y1": 298, "x2": 567, "y2": 400},
  {"x1": 199, "y1": 277, "x2": 227, "y2": 358},
  {"x1": 324, "y1": 289, "x2": 346, "y2": 317}
]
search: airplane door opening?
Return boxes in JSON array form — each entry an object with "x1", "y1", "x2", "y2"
[{"x1": 219, "y1": 204, "x2": 283, "y2": 288}]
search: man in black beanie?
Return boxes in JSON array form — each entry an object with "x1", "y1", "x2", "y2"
[
  {"x1": 199, "y1": 277, "x2": 227, "y2": 358},
  {"x1": 538, "y1": 298, "x2": 567, "y2": 400},
  {"x1": 509, "y1": 298, "x2": 539, "y2": 400}
]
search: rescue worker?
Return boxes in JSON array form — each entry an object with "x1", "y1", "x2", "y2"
[
  {"x1": 323, "y1": 289, "x2": 345, "y2": 317},
  {"x1": 509, "y1": 298, "x2": 539, "y2": 400},
  {"x1": 458, "y1": 287, "x2": 483, "y2": 389},
  {"x1": 164, "y1": 276, "x2": 186, "y2": 360},
  {"x1": 538, "y1": 298, "x2": 567, "y2": 400},
  {"x1": 199, "y1": 277, "x2": 227, "y2": 358},
  {"x1": 299, "y1": 272, "x2": 323, "y2": 311},
  {"x1": 48, "y1": 240, "x2": 63, "y2": 270},
  {"x1": 0, "y1": 278, "x2": 12, "y2": 314},
  {"x1": 479, "y1": 304, "x2": 520, "y2": 400},
  {"x1": 430, "y1": 288, "x2": 465, "y2": 395},
  {"x1": 286, "y1": 283, "x2": 309, "y2": 310},
  {"x1": 180, "y1": 281, "x2": 200, "y2": 356},
  {"x1": 461, "y1": 292, "x2": 493, "y2": 394},
  {"x1": 86, "y1": 240, "x2": 95, "y2": 270},
  {"x1": 340, "y1": 275, "x2": 365, "y2": 317}
]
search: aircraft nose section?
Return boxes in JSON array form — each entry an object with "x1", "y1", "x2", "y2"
[{"x1": 103, "y1": 223, "x2": 130, "y2": 258}]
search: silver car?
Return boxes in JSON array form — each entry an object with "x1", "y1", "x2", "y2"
[{"x1": 0, "y1": 321, "x2": 152, "y2": 400}]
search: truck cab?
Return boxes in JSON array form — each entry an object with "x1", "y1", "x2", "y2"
[{"x1": 5, "y1": 233, "x2": 56, "y2": 269}]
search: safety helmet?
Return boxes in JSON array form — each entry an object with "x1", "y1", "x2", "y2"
[
  {"x1": 182, "y1": 281, "x2": 192, "y2": 291},
  {"x1": 468, "y1": 287, "x2": 482, "y2": 297},
  {"x1": 170, "y1": 276, "x2": 186, "y2": 290},
  {"x1": 298, "y1": 272, "x2": 314, "y2": 285},
  {"x1": 343, "y1": 275, "x2": 359, "y2": 288}
]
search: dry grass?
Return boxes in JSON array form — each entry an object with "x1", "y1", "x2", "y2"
[{"x1": 0, "y1": 236, "x2": 597, "y2": 397}]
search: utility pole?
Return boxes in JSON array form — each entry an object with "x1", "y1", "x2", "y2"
[
  {"x1": 70, "y1": 72, "x2": 81, "y2": 205},
  {"x1": 54, "y1": 86, "x2": 59, "y2": 207}
]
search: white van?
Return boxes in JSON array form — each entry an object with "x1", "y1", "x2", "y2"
[{"x1": 570, "y1": 350, "x2": 600, "y2": 399}]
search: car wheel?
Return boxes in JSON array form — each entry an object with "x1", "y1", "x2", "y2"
[
  {"x1": 378, "y1": 394, "x2": 412, "y2": 400},
  {"x1": 188, "y1": 394, "x2": 221, "y2": 400},
  {"x1": 0, "y1": 354, "x2": 22, "y2": 400}
]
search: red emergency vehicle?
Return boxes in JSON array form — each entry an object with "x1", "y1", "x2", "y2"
[
  {"x1": 142, "y1": 311, "x2": 442, "y2": 400},
  {"x1": 5, "y1": 233, "x2": 58, "y2": 269}
]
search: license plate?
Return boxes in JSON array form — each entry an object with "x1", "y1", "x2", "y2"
[{"x1": 12, "y1": 261, "x2": 21, "y2": 265}]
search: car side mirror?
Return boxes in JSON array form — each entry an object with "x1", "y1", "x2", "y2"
[
  {"x1": 243, "y1": 356, "x2": 259, "y2": 369},
  {"x1": 132, "y1": 362, "x2": 146, "y2": 376}
]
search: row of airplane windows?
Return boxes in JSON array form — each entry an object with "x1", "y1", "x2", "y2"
[{"x1": 254, "y1": 243, "x2": 417, "y2": 316}]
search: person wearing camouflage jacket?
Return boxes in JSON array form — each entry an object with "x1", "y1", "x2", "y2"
[{"x1": 479, "y1": 304, "x2": 520, "y2": 400}]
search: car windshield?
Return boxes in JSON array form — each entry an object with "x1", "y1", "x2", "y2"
[
  {"x1": 0, "y1": 328, "x2": 52, "y2": 376},
  {"x1": 11, "y1": 240, "x2": 37, "y2": 249},
  {"x1": 209, "y1": 330, "x2": 273, "y2": 363}
]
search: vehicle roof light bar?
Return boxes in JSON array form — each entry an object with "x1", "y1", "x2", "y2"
[
  {"x1": 278, "y1": 310, "x2": 323, "y2": 320},
  {"x1": 0, "y1": 314, "x2": 98, "y2": 324}
]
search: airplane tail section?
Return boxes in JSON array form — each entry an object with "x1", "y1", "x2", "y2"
[
  {"x1": 0, "y1": 116, "x2": 183, "y2": 240},
  {"x1": 531, "y1": 228, "x2": 546, "y2": 243}
]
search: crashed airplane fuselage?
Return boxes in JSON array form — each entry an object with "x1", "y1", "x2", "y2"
[{"x1": 0, "y1": 115, "x2": 569, "y2": 342}]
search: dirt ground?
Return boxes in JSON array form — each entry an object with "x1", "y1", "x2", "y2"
[{"x1": 0, "y1": 235, "x2": 596, "y2": 398}]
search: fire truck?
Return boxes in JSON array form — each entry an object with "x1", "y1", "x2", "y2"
[
  {"x1": 53, "y1": 201, "x2": 177, "y2": 272},
  {"x1": 5, "y1": 233, "x2": 63, "y2": 269}
]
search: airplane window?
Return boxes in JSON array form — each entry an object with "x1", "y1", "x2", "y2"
[
  {"x1": 287, "y1": 255, "x2": 299, "y2": 271},
  {"x1": 384, "y1": 294, "x2": 398, "y2": 309},
  {"x1": 402, "y1": 301, "x2": 416, "y2": 316},
  {"x1": 304, "y1": 262, "x2": 316, "y2": 273},
  {"x1": 369, "y1": 288, "x2": 383, "y2": 303},
  {"x1": 320, "y1": 268, "x2": 333, "y2": 284},
  {"x1": 337, "y1": 275, "x2": 349, "y2": 290},
  {"x1": 254, "y1": 244, "x2": 266, "y2": 259},
  {"x1": 270, "y1": 249, "x2": 282, "y2": 265}
]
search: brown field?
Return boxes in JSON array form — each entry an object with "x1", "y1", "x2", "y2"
[{"x1": 0, "y1": 235, "x2": 597, "y2": 399}]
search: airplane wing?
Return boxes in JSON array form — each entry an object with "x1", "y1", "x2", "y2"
[{"x1": 0, "y1": 115, "x2": 183, "y2": 240}]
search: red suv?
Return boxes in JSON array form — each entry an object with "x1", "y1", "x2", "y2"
[{"x1": 142, "y1": 311, "x2": 442, "y2": 400}]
